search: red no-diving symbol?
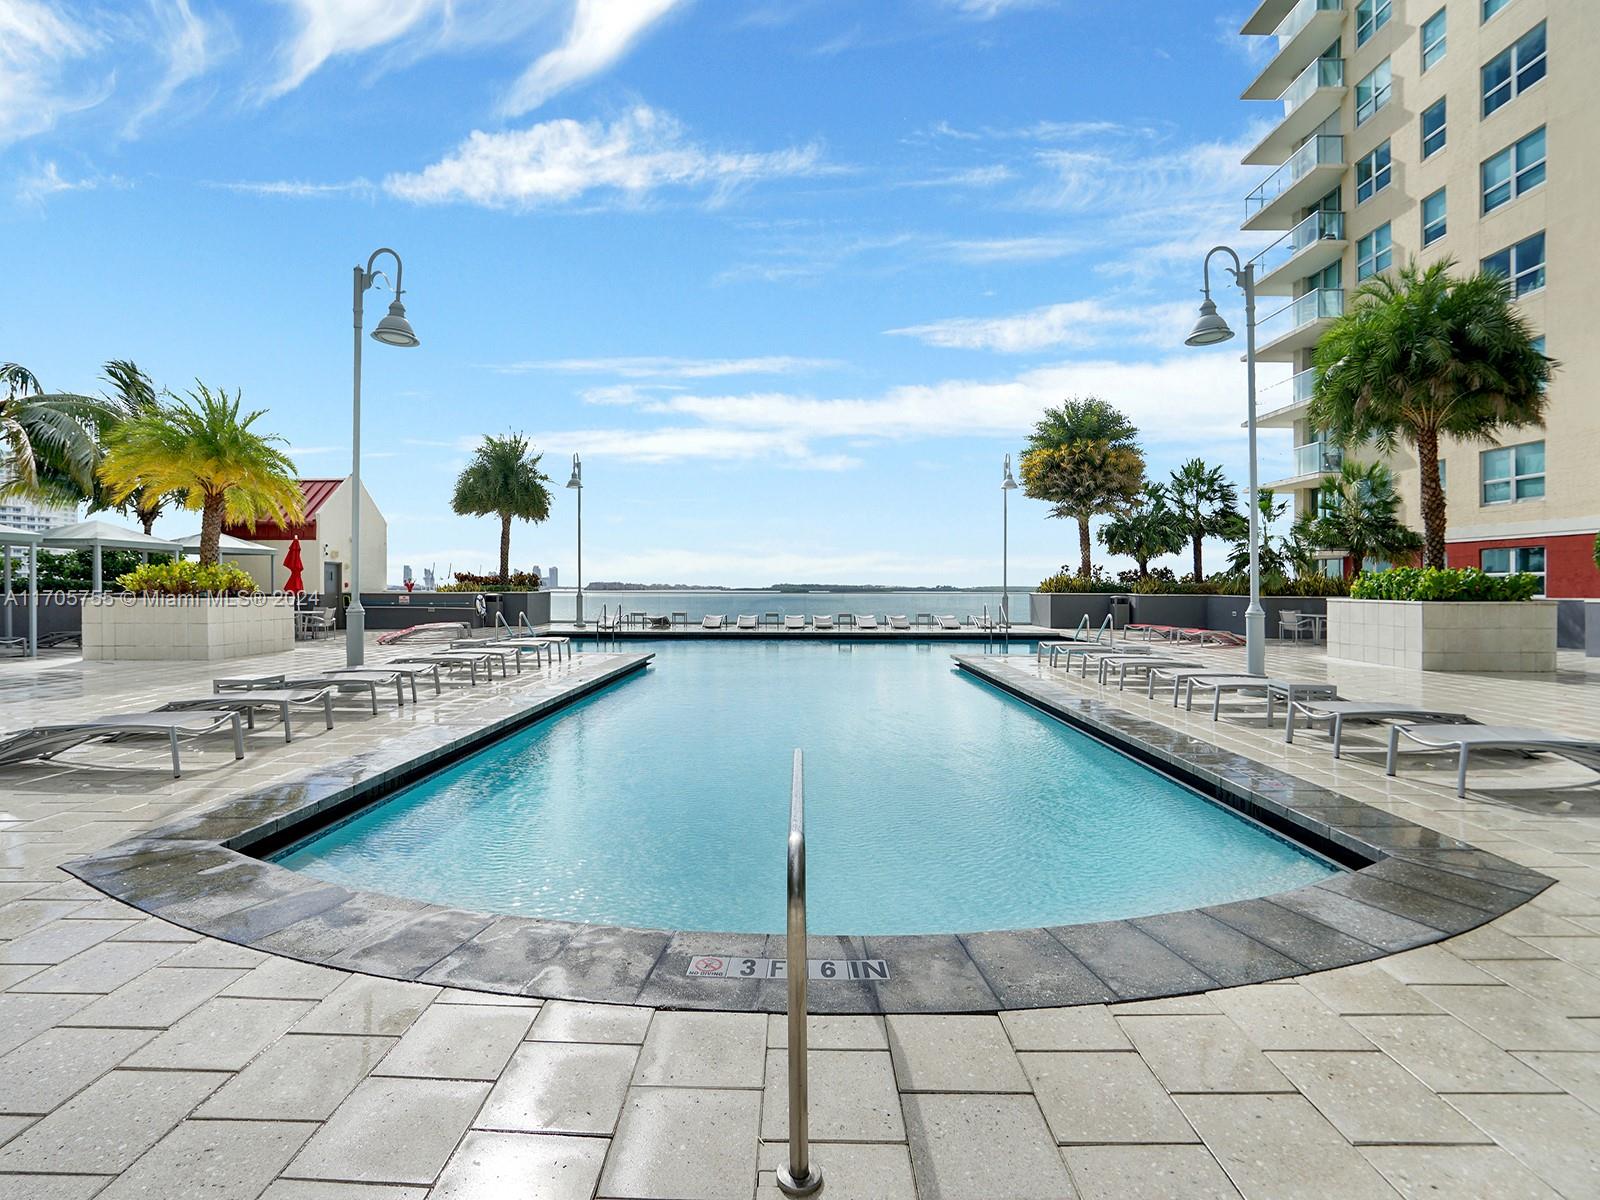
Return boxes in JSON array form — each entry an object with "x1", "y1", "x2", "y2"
[{"x1": 693, "y1": 957, "x2": 724, "y2": 974}]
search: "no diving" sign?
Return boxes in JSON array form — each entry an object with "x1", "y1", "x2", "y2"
[{"x1": 686, "y1": 956, "x2": 890, "y2": 981}]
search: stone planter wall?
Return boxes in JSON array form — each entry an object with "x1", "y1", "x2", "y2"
[
  {"x1": 82, "y1": 596, "x2": 294, "y2": 662},
  {"x1": 1326, "y1": 597, "x2": 1557, "y2": 672},
  {"x1": 1029, "y1": 593, "x2": 1113, "y2": 630}
]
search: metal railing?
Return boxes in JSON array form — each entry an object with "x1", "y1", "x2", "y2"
[
  {"x1": 1279, "y1": 54, "x2": 1343, "y2": 112},
  {"x1": 1293, "y1": 439, "x2": 1344, "y2": 477},
  {"x1": 1248, "y1": 209, "x2": 1344, "y2": 280},
  {"x1": 1257, "y1": 287, "x2": 1344, "y2": 345},
  {"x1": 1272, "y1": 0, "x2": 1342, "y2": 48},
  {"x1": 1245, "y1": 134, "x2": 1343, "y2": 220},
  {"x1": 777, "y1": 749, "x2": 823, "y2": 1196}
]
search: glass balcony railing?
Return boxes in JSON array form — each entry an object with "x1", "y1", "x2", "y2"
[
  {"x1": 1289, "y1": 367, "x2": 1316, "y2": 405},
  {"x1": 1294, "y1": 440, "x2": 1344, "y2": 477},
  {"x1": 1274, "y1": 0, "x2": 1342, "y2": 48},
  {"x1": 1281, "y1": 56, "x2": 1344, "y2": 112},
  {"x1": 1249, "y1": 209, "x2": 1344, "y2": 279},
  {"x1": 1245, "y1": 135, "x2": 1343, "y2": 220},
  {"x1": 1258, "y1": 288, "x2": 1344, "y2": 345}
]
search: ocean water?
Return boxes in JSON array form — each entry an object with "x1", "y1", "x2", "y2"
[
  {"x1": 548, "y1": 589, "x2": 1017, "y2": 624},
  {"x1": 275, "y1": 640, "x2": 1334, "y2": 935}
]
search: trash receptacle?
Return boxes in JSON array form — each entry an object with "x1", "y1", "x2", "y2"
[{"x1": 1110, "y1": 596, "x2": 1132, "y2": 629}]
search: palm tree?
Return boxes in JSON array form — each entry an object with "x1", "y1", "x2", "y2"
[
  {"x1": 1020, "y1": 397, "x2": 1145, "y2": 577},
  {"x1": 99, "y1": 384, "x2": 303, "y2": 564},
  {"x1": 1168, "y1": 458, "x2": 1245, "y2": 581},
  {"x1": 1224, "y1": 488, "x2": 1289, "y2": 577},
  {"x1": 1311, "y1": 259, "x2": 1553, "y2": 568},
  {"x1": 451, "y1": 433, "x2": 554, "y2": 582},
  {"x1": 1310, "y1": 460, "x2": 1422, "y2": 573},
  {"x1": 1097, "y1": 483, "x2": 1186, "y2": 579},
  {"x1": 1, "y1": 362, "x2": 101, "y2": 504},
  {"x1": 93, "y1": 362, "x2": 173, "y2": 534}
]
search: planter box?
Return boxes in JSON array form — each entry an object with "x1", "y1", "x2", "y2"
[
  {"x1": 1029, "y1": 593, "x2": 1112, "y2": 630},
  {"x1": 82, "y1": 596, "x2": 295, "y2": 662},
  {"x1": 1326, "y1": 597, "x2": 1557, "y2": 672},
  {"x1": 496, "y1": 591, "x2": 552, "y2": 629}
]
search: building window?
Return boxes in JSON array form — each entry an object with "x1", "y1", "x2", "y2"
[
  {"x1": 1355, "y1": 142, "x2": 1392, "y2": 204},
  {"x1": 1532, "y1": 335, "x2": 1547, "y2": 391},
  {"x1": 1483, "y1": 0, "x2": 1513, "y2": 21},
  {"x1": 1357, "y1": 60, "x2": 1393, "y2": 125},
  {"x1": 1481, "y1": 545, "x2": 1544, "y2": 594},
  {"x1": 1482, "y1": 127, "x2": 1546, "y2": 213},
  {"x1": 1482, "y1": 22, "x2": 1547, "y2": 117},
  {"x1": 1357, "y1": 0, "x2": 1392, "y2": 46},
  {"x1": 1421, "y1": 98, "x2": 1447, "y2": 157},
  {"x1": 1357, "y1": 224, "x2": 1393, "y2": 280},
  {"x1": 1482, "y1": 231, "x2": 1546, "y2": 296},
  {"x1": 1422, "y1": 188, "x2": 1447, "y2": 246},
  {"x1": 1422, "y1": 8, "x2": 1447, "y2": 70},
  {"x1": 1481, "y1": 440, "x2": 1545, "y2": 504},
  {"x1": 1438, "y1": 461, "x2": 1448, "y2": 493}
]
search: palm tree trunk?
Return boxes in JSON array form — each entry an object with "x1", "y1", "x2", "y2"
[
  {"x1": 138, "y1": 498, "x2": 158, "y2": 537},
  {"x1": 1136, "y1": 557, "x2": 1149, "y2": 579},
  {"x1": 499, "y1": 513, "x2": 512, "y2": 583},
  {"x1": 1416, "y1": 426, "x2": 1447, "y2": 569},
  {"x1": 1192, "y1": 532, "x2": 1203, "y2": 582},
  {"x1": 1077, "y1": 516, "x2": 1092, "y2": 577},
  {"x1": 199, "y1": 493, "x2": 224, "y2": 566}
]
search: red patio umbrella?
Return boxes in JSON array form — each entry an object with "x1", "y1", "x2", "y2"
[{"x1": 283, "y1": 538, "x2": 305, "y2": 594}]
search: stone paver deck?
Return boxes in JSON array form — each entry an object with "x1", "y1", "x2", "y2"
[{"x1": 1, "y1": 635, "x2": 1598, "y2": 1196}]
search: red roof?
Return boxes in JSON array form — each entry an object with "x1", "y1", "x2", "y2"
[{"x1": 222, "y1": 477, "x2": 344, "y2": 542}]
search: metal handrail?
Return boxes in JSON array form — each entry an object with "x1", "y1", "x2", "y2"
[{"x1": 778, "y1": 749, "x2": 822, "y2": 1196}]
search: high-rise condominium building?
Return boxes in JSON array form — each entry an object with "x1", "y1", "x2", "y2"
[
  {"x1": 1238, "y1": 0, "x2": 1597, "y2": 596},
  {"x1": 0, "y1": 466, "x2": 79, "y2": 535}
]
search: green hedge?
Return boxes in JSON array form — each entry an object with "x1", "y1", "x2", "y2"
[
  {"x1": 440, "y1": 569, "x2": 543, "y2": 593},
  {"x1": 1038, "y1": 571, "x2": 1349, "y2": 597},
  {"x1": 1349, "y1": 566, "x2": 1540, "y2": 602},
  {"x1": 116, "y1": 560, "x2": 259, "y2": 597}
]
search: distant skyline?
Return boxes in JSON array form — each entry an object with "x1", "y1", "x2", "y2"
[{"x1": 4, "y1": 0, "x2": 1284, "y2": 586}]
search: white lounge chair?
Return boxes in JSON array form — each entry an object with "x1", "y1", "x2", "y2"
[
  {"x1": 702, "y1": 614, "x2": 725, "y2": 630},
  {"x1": 736, "y1": 614, "x2": 759, "y2": 630},
  {"x1": 855, "y1": 615, "x2": 880, "y2": 631},
  {"x1": 1183, "y1": 675, "x2": 1339, "y2": 722},
  {"x1": 160, "y1": 687, "x2": 337, "y2": 744},
  {"x1": 888, "y1": 615, "x2": 912, "y2": 631},
  {"x1": 935, "y1": 615, "x2": 961, "y2": 631},
  {"x1": 813, "y1": 615, "x2": 835, "y2": 631},
  {"x1": 1284, "y1": 700, "x2": 1473, "y2": 753},
  {"x1": 0, "y1": 711, "x2": 245, "y2": 778},
  {"x1": 1042, "y1": 642, "x2": 1149, "y2": 672},
  {"x1": 1145, "y1": 666, "x2": 1253, "y2": 706},
  {"x1": 1387, "y1": 725, "x2": 1600, "y2": 797},
  {"x1": 1096, "y1": 655, "x2": 1194, "y2": 690},
  {"x1": 784, "y1": 615, "x2": 807, "y2": 631}
]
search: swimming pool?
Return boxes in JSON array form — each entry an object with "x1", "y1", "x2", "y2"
[{"x1": 275, "y1": 641, "x2": 1336, "y2": 935}]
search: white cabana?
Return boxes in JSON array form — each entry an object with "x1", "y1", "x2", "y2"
[
  {"x1": 174, "y1": 532, "x2": 280, "y2": 591},
  {"x1": 0, "y1": 522, "x2": 43, "y2": 658},
  {"x1": 39, "y1": 518, "x2": 181, "y2": 594}
]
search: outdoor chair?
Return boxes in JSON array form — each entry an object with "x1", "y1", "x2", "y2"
[
  {"x1": 813, "y1": 615, "x2": 835, "y2": 631},
  {"x1": 160, "y1": 686, "x2": 337, "y2": 743},
  {"x1": 0, "y1": 710, "x2": 245, "y2": 778},
  {"x1": 736, "y1": 614, "x2": 759, "y2": 631},
  {"x1": 1278, "y1": 610, "x2": 1318, "y2": 643},
  {"x1": 855, "y1": 615, "x2": 880, "y2": 630},
  {"x1": 888, "y1": 615, "x2": 912, "y2": 630},
  {"x1": 1096, "y1": 655, "x2": 1195, "y2": 690},
  {"x1": 784, "y1": 615, "x2": 808, "y2": 630},
  {"x1": 1183, "y1": 675, "x2": 1340, "y2": 722},
  {"x1": 1284, "y1": 700, "x2": 1474, "y2": 754},
  {"x1": 935, "y1": 615, "x2": 961, "y2": 630},
  {"x1": 701, "y1": 614, "x2": 726, "y2": 630},
  {"x1": 1387, "y1": 725, "x2": 1600, "y2": 797}
]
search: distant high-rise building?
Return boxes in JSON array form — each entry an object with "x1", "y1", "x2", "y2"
[
  {"x1": 1236, "y1": 0, "x2": 1596, "y2": 595},
  {"x1": 0, "y1": 466, "x2": 80, "y2": 534},
  {"x1": 545, "y1": 566, "x2": 558, "y2": 588}
]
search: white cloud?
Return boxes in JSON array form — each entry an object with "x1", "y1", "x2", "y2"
[
  {"x1": 900, "y1": 164, "x2": 1015, "y2": 189},
  {"x1": 489, "y1": 354, "x2": 839, "y2": 379},
  {"x1": 501, "y1": 0, "x2": 684, "y2": 115},
  {"x1": 205, "y1": 178, "x2": 377, "y2": 198},
  {"x1": 385, "y1": 105, "x2": 830, "y2": 209},
  {"x1": 124, "y1": 0, "x2": 223, "y2": 136},
  {"x1": 266, "y1": 0, "x2": 442, "y2": 98},
  {"x1": 0, "y1": 1, "x2": 108, "y2": 147},
  {"x1": 15, "y1": 161, "x2": 131, "y2": 204},
  {"x1": 886, "y1": 300, "x2": 1192, "y2": 353},
  {"x1": 939, "y1": 235, "x2": 1081, "y2": 264},
  {"x1": 939, "y1": 0, "x2": 1050, "y2": 17}
]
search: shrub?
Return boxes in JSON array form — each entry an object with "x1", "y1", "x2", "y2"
[
  {"x1": 1037, "y1": 571, "x2": 1120, "y2": 594},
  {"x1": 1350, "y1": 566, "x2": 1540, "y2": 602},
  {"x1": 440, "y1": 569, "x2": 543, "y2": 592},
  {"x1": 116, "y1": 560, "x2": 258, "y2": 596}
]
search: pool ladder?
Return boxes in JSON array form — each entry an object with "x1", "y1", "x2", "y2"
[{"x1": 778, "y1": 748, "x2": 823, "y2": 1196}]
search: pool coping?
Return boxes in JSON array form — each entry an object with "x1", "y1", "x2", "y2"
[{"x1": 63, "y1": 649, "x2": 1552, "y2": 1015}]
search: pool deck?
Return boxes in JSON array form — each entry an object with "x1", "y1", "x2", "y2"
[{"x1": 2, "y1": 637, "x2": 1599, "y2": 1196}]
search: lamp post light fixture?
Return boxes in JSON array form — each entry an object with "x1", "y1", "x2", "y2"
[
  {"x1": 566, "y1": 453, "x2": 584, "y2": 627},
  {"x1": 1185, "y1": 245, "x2": 1265, "y2": 676},
  {"x1": 1001, "y1": 454, "x2": 1019, "y2": 643},
  {"x1": 348, "y1": 247, "x2": 419, "y2": 668}
]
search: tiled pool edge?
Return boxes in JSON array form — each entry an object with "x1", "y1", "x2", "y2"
[{"x1": 61, "y1": 649, "x2": 1551, "y2": 1015}]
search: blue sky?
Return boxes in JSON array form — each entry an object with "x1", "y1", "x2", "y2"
[{"x1": 3, "y1": 0, "x2": 1287, "y2": 587}]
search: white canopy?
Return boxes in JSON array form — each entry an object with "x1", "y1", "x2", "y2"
[
  {"x1": 0, "y1": 524, "x2": 42, "y2": 657},
  {"x1": 40, "y1": 518, "x2": 180, "y2": 554},
  {"x1": 0, "y1": 522, "x2": 43, "y2": 546},
  {"x1": 174, "y1": 532, "x2": 277, "y2": 557}
]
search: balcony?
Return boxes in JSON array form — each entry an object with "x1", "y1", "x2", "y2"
[
  {"x1": 1256, "y1": 288, "x2": 1343, "y2": 360},
  {"x1": 1250, "y1": 209, "x2": 1346, "y2": 295},
  {"x1": 1243, "y1": 135, "x2": 1344, "y2": 232},
  {"x1": 1240, "y1": 0, "x2": 1300, "y2": 35},
  {"x1": 1265, "y1": 439, "x2": 1343, "y2": 490},
  {"x1": 1243, "y1": 0, "x2": 1345, "y2": 101},
  {"x1": 1244, "y1": 57, "x2": 1347, "y2": 165},
  {"x1": 1257, "y1": 368, "x2": 1317, "y2": 427}
]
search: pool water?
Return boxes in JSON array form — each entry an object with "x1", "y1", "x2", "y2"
[{"x1": 275, "y1": 641, "x2": 1335, "y2": 935}]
